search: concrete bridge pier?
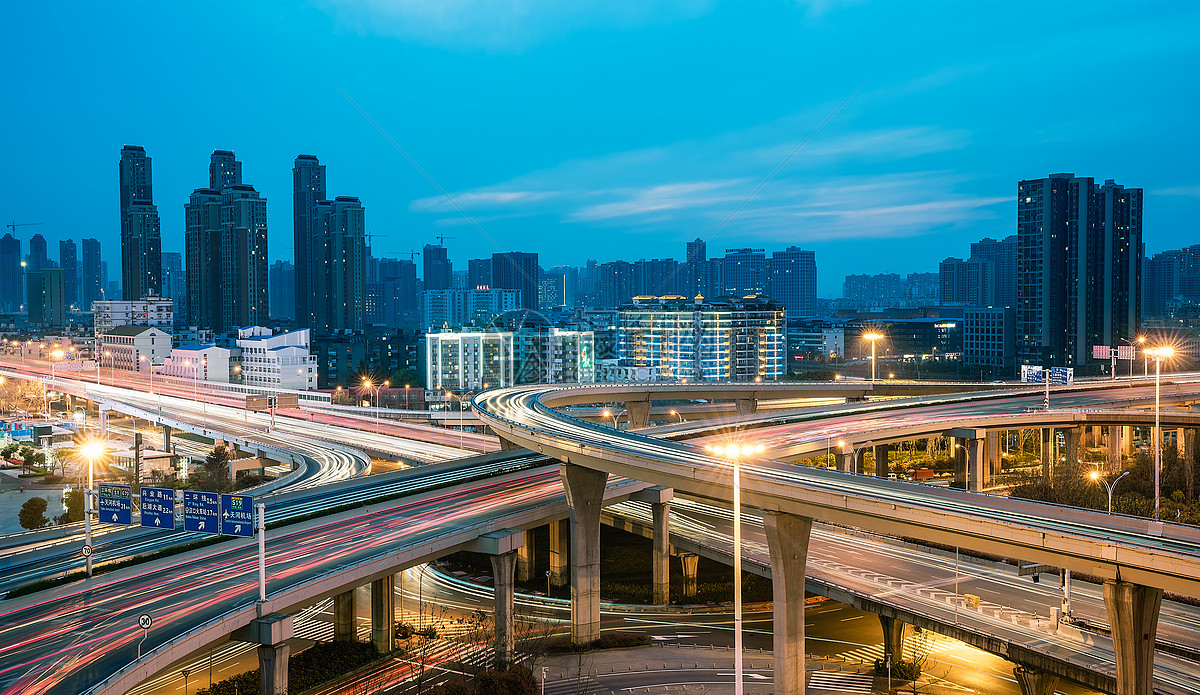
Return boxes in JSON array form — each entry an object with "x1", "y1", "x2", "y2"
[
  {"x1": 631, "y1": 486, "x2": 674, "y2": 605},
  {"x1": 625, "y1": 401, "x2": 651, "y2": 430},
  {"x1": 879, "y1": 614, "x2": 906, "y2": 664},
  {"x1": 489, "y1": 552, "x2": 518, "y2": 666},
  {"x1": 334, "y1": 589, "x2": 356, "y2": 641},
  {"x1": 548, "y1": 520, "x2": 568, "y2": 586},
  {"x1": 498, "y1": 437, "x2": 522, "y2": 451},
  {"x1": 836, "y1": 450, "x2": 854, "y2": 473},
  {"x1": 371, "y1": 575, "x2": 395, "y2": 654},
  {"x1": 233, "y1": 613, "x2": 293, "y2": 695},
  {"x1": 1122, "y1": 426, "x2": 1135, "y2": 455},
  {"x1": 99, "y1": 408, "x2": 108, "y2": 437},
  {"x1": 762, "y1": 511, "x2": 813, "y2": 695},
  {"x1": 678, "y1": 551, "x2": 700, "y2": 597},
  {"x1": 1040, "y1": 428, "x2": 1052, "y2": 478},
  {"x1": 873, "y1": 444, "x2": 889, "y2": 478},
  {"x1": 1108, "y1": 426, "x2": 1122, "y2": 471},
  {"x1": 986, "y1": 431, "x2": 1002, "y2": 476},
  {"x1": 1063, "y1": 427, "x2": 1083, "y2": 472},
  {"x1": 1013, "y1": 666, "x2": 1059, "y2": 695},
  {"x1": 163, "y1": 424, "x2": 173, "y2": 452},
  {"x1": 1104, "y1": 580, "x2": 1162, "y2": 695},
  {"x1": 561, "y1": 463, "x2": 607, "y2": 644},
  {"x1": 734, "y1": 398, "x2": 757, "y2": 416},
  {"x1": 516, "y1": 536, "x2": 534, "y2": 582}
]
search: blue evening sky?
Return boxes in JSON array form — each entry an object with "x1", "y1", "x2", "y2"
[{"x1": 2, "y1": 0, "x2": 1197, "y2": 297}]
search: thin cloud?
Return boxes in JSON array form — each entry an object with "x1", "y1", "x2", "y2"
[{"x1": 1155, "y1": 185, "x2": 1200, "y2": 197}]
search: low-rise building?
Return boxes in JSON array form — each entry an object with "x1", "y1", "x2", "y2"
[
  {"x1": 235, "y1": 326, "x2": 317, "y2": 390},
  {"x1": 96, "y1": 326, "x2": 171, "y2": 372},
  {"x1": 92, "y1": 298, "x2": 173, "y2": 342},
  {"x1": 424, "y1": 330, "x2": 513, "y2": 393},
  {"x1": 161, "y1": 345, "x2": 233, "y2": 382},
  {"x1": 963, "y1": 307, "x2": 1015, "y2": 377}
]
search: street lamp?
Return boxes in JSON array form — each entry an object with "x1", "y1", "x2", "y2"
[
  {"x1": 669, "y1": 409, "x2": 683, "y2": 424},
  {"x1": 104, "y1": 350, "x2": 113, "y2": 385},
  {"x1": 703, "y1": 441, "x2": 765, "y2": 695},
  {"x1": 836, "y1": 439, "x2": 873, "y2": 474},
  {"x1": 79, "y1": 439, "x2": 105, "y2": 577},
  {"x1": 1139, "y1": 336, "x2": 1148, "y2": 377},
  {"x1": 1089, "y1": 470, "x2": 1132, "y2": 515},
  {"x1": 862, "y1": 332, "x2": 883, "y2": 382},
  {"x1": 139, "y1": 355, "x2": 154, "y2": 394},
  {"x1": 601, "y1": 408, "x2": 621, "y2": 429},
  {"x1": 1146, "y1": 345, "x2": 1174, "y2": 520}
]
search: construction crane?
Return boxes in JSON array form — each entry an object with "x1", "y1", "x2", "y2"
[
  {"x1": 6, "y1": 221, "x2": 43, "y2": 234},
  {"x1": 435, "y1": 234, "x2": 455, "y2": 246},
  {"x1": 404, "y1": 250, "x2": 420, "y2": 261}
]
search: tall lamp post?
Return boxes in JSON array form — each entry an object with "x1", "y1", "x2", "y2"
[
  {"x1": 80, "y1": 440, "x2": 104, "y2": 577},
  {"x1": 862, "y1": 332, "x2": 883, "y2": 382},
  {"x1": 601, "y1": 408, "x2": 622, "y2": 429},
  {"x1": 139, "y1": 355, "x2": 154, "y2": 395},
  {"x1": 1089, "y1": 470, "x2": 1131, "y2": 515},
  {"x1": 704, "y1": 441, "x2": 765, "y2": 695},
  {"x1": 1147, "y1": 345, "x2": 1174, "y2": 520}
]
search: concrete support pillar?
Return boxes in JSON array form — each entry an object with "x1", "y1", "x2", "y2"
[
  {"x1": 1041, "y1": 428, "x2": 1052, "y2": 479},
  {"x1": 1103, "y1": 580, "x2": 1163, "y2": 695},
  {"x1": 1013, "y1": 667, "x2": 1059, "y2": 695},
  {"x1": 257, "y1": 643, "x2": 290, "y2": 695},
  {"x1": 1108, "y1": 426, "x2": 1122, "y2": 472},
  {"x1": 678, "y1": 552, "x2": 700, "y2": 597},
  {"x1": 652, "y1": 501, "x2": 670, "y2": 605},
  {"x1": 163, "y1": 424, "x2": 173, "y2": 452},
  {"x1": 873, "y1": 444, "x2": 889, "y2": 478},
  {"x1": 548, "y1": 520, "x2": 568, "y2": 587},
  {"x1": 879, "y1": 615, "x2": 906, "y2": 664},
  {"x1": 99, "y1": 409, "x2": 108, "y2": 437},
  {"x1": 762, "y1": 511, "x2": 813, "y2": 695},
  {"x1": 371, "y1": 575, "x2": 395, "y2": 654},
  {"x1": 967, "y1": 437, "x2": 986, "y2": 492},
  {"x1": 1122, "y1": 426, "x2": 1135, "y2": 455},
  {"x1": 1185, "y1": 429, "x2": 1196, "y2": 500},
  {"x1": 986, "y1": 430, "x2": 1002, "y2": 475},
  {"x1": 953, "y1": 437, "x2": 967, "y2": 487},
  {"x1": 1063, "y1": 427, "x2": 1083, "y2": 473},
  {"x1": 489, "y1": 552, "x2": 517, "y2": 667},
  {"x1": 734, "y1": 398, "x2": 757, "y2": 416},
  {"x1": 516, "y1": 535, "x2": 534, "y2": 582},
  {"x1": 498, "y1": 437, "x2": 521, "y2": 451},
  {"x1": 334, "y1": 590, "x2": 356, "y2": 642},
  {"x1": 625, "y1": 401, "x2": 651, "y2": 430},
  {"x1": 561, "y1": 463, "x2": 607, "y2": 644},
  {"x1": 836, "y1": 451, "x2": 853, "y2": 473}
]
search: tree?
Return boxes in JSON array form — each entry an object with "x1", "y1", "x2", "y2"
[
  {"x1": 19, "y1": 497, "x2": 49, "y2": 530},
  {"x1": 390, "y1": 368, "x2": 424, "y2": 389},
  {"x1": 201, "y1": 445, "x2": 233, "y2": 492},
  {"x1": 56, "y1": 489, "x2": 85, "y2": 525}
]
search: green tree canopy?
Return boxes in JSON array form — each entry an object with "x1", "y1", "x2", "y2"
[{"x1": 19, "y1": 497, "x2": 48, "y2": 530}]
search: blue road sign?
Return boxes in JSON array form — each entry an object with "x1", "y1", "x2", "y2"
[
  {"x1": 98, "y1": 483, "x2": 132, "y2": 525},
  {"x1": 220, "y1": 494, "x2": 255, "y2": 537},
  {"x1": 140, "y1": 486, "x2": 175, "y2": 529},
  {"x1": 183, "y1": 490, "x2": 220, "y2": 534}
]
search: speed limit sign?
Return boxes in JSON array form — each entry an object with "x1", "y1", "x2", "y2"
[
  {"x1": 138, "y1": 614, "x2": 153, "y2": 630},
  {"x1": 81, "y1": 545, "x2": 92, "y2": 557}
]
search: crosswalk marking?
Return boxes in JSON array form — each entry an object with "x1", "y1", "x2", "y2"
[{"x1": 809, "y1": 671, "x2": 874, "y2": 693}]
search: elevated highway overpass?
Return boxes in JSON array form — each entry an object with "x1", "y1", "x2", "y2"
[{"x1": 473, "y1": 381, "x2": 1200, "y2": 695}]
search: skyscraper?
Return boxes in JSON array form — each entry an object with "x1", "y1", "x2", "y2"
[
  {"x1": 938, "y1": 257, "x2": 993, "y2": 306},
  {"x1": 768, "y1": 246, "x2": 816, "y2": 317},
  {"x1": 722, "y1": 248, "x2": 768, "y2": 297},
  {"x1": 292, "y1": 155, "x2": 326, "y2": 330},
  {"x1": 311, "y1": 197, "x2": 366, "y2": 332},
  {"x1": 184, "y1": 151, "x2": 269, "y2": 333},
  {"x1": 0, "y1": 234, "x2": 21, "y2": 312},
  {"x1": 119, "y1": 145, "x2": 162, "y2": 300},
  {"x1": 1016, "y1": 174, "x2": 1142, "y2": 367},
  {"x1": 423, "y1": 244, "x2": 452, "y2": 291},
  {"x1": 468, "y1": 258, "x2": 492, "y2": 289},
  {"x1": 59, "y1": 240, "x2": 78, "y2": 308},
  {"x1": 1144, "y1": 244, "x2": 1200, "y2": 318},
  {"x1": 970, "y1": 236, "x2": 1018, "y2": 307},
  {"x1": 80, "y1": 238, "x2": 102, "y2": 311},
  {"x1": 27, "y1": 234, "x2": 49, "y2": 272},
  {"x1": 684, "y1": 238, "x2": 708, "y2": 298},
  {"x1": 26, "y1": 268, "x2": 65, "y2": 329},
  {"x1": 209, "y1": 150, "x2": 242, "y2": 191},
  {"x1": 492, "y1": 251, "x2": 539, "y2": 310},
  {"x1": 270, "y1": 260, "x2": 296, "y2": 322},
  {"x1": 161, "y1": 251, "x2": 186, "y2": 323}
]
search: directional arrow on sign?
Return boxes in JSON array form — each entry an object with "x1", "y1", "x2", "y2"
[
  {"x1": 234, "y1": 525, "x2": 242, "y2": 534},
  {"x1": 199, "y1": 521, "x2": 205, "y2": 530},
  {"x1": 111, "y1": 514, "x2": 118, "y2": 522},
  {"x1": 154, "y1": 517, "x2": 161, "y2": 526}
]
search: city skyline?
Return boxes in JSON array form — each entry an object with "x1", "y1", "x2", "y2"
[{"x1": 3, "y1": 1, "x2": 1198, "y2": 297}]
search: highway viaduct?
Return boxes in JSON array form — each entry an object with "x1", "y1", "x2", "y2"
[{"x1": 474, "y1": 381, "x2": 1200, "y2": 695}]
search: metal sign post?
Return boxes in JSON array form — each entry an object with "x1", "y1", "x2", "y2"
[
  {"x1": 137, "y1": 613, "x2": 152, "y2": 658},
  {"x1": 83, "y1": 488, "x2": 94, "y2": 577}
]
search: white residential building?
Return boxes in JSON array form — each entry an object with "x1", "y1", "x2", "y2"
[
  {"x1": 235, "y1": 327, "x2": 317, "y2": 391},
  {"x1": 161, "y1": 345, "x2": 233, "y2": 382},
  {"x1": 96, "y1": 326, "x2": 172, "y2": 372},
  {"x1": 92, "y1": 298, "x2": 174, "y2": 341}
]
